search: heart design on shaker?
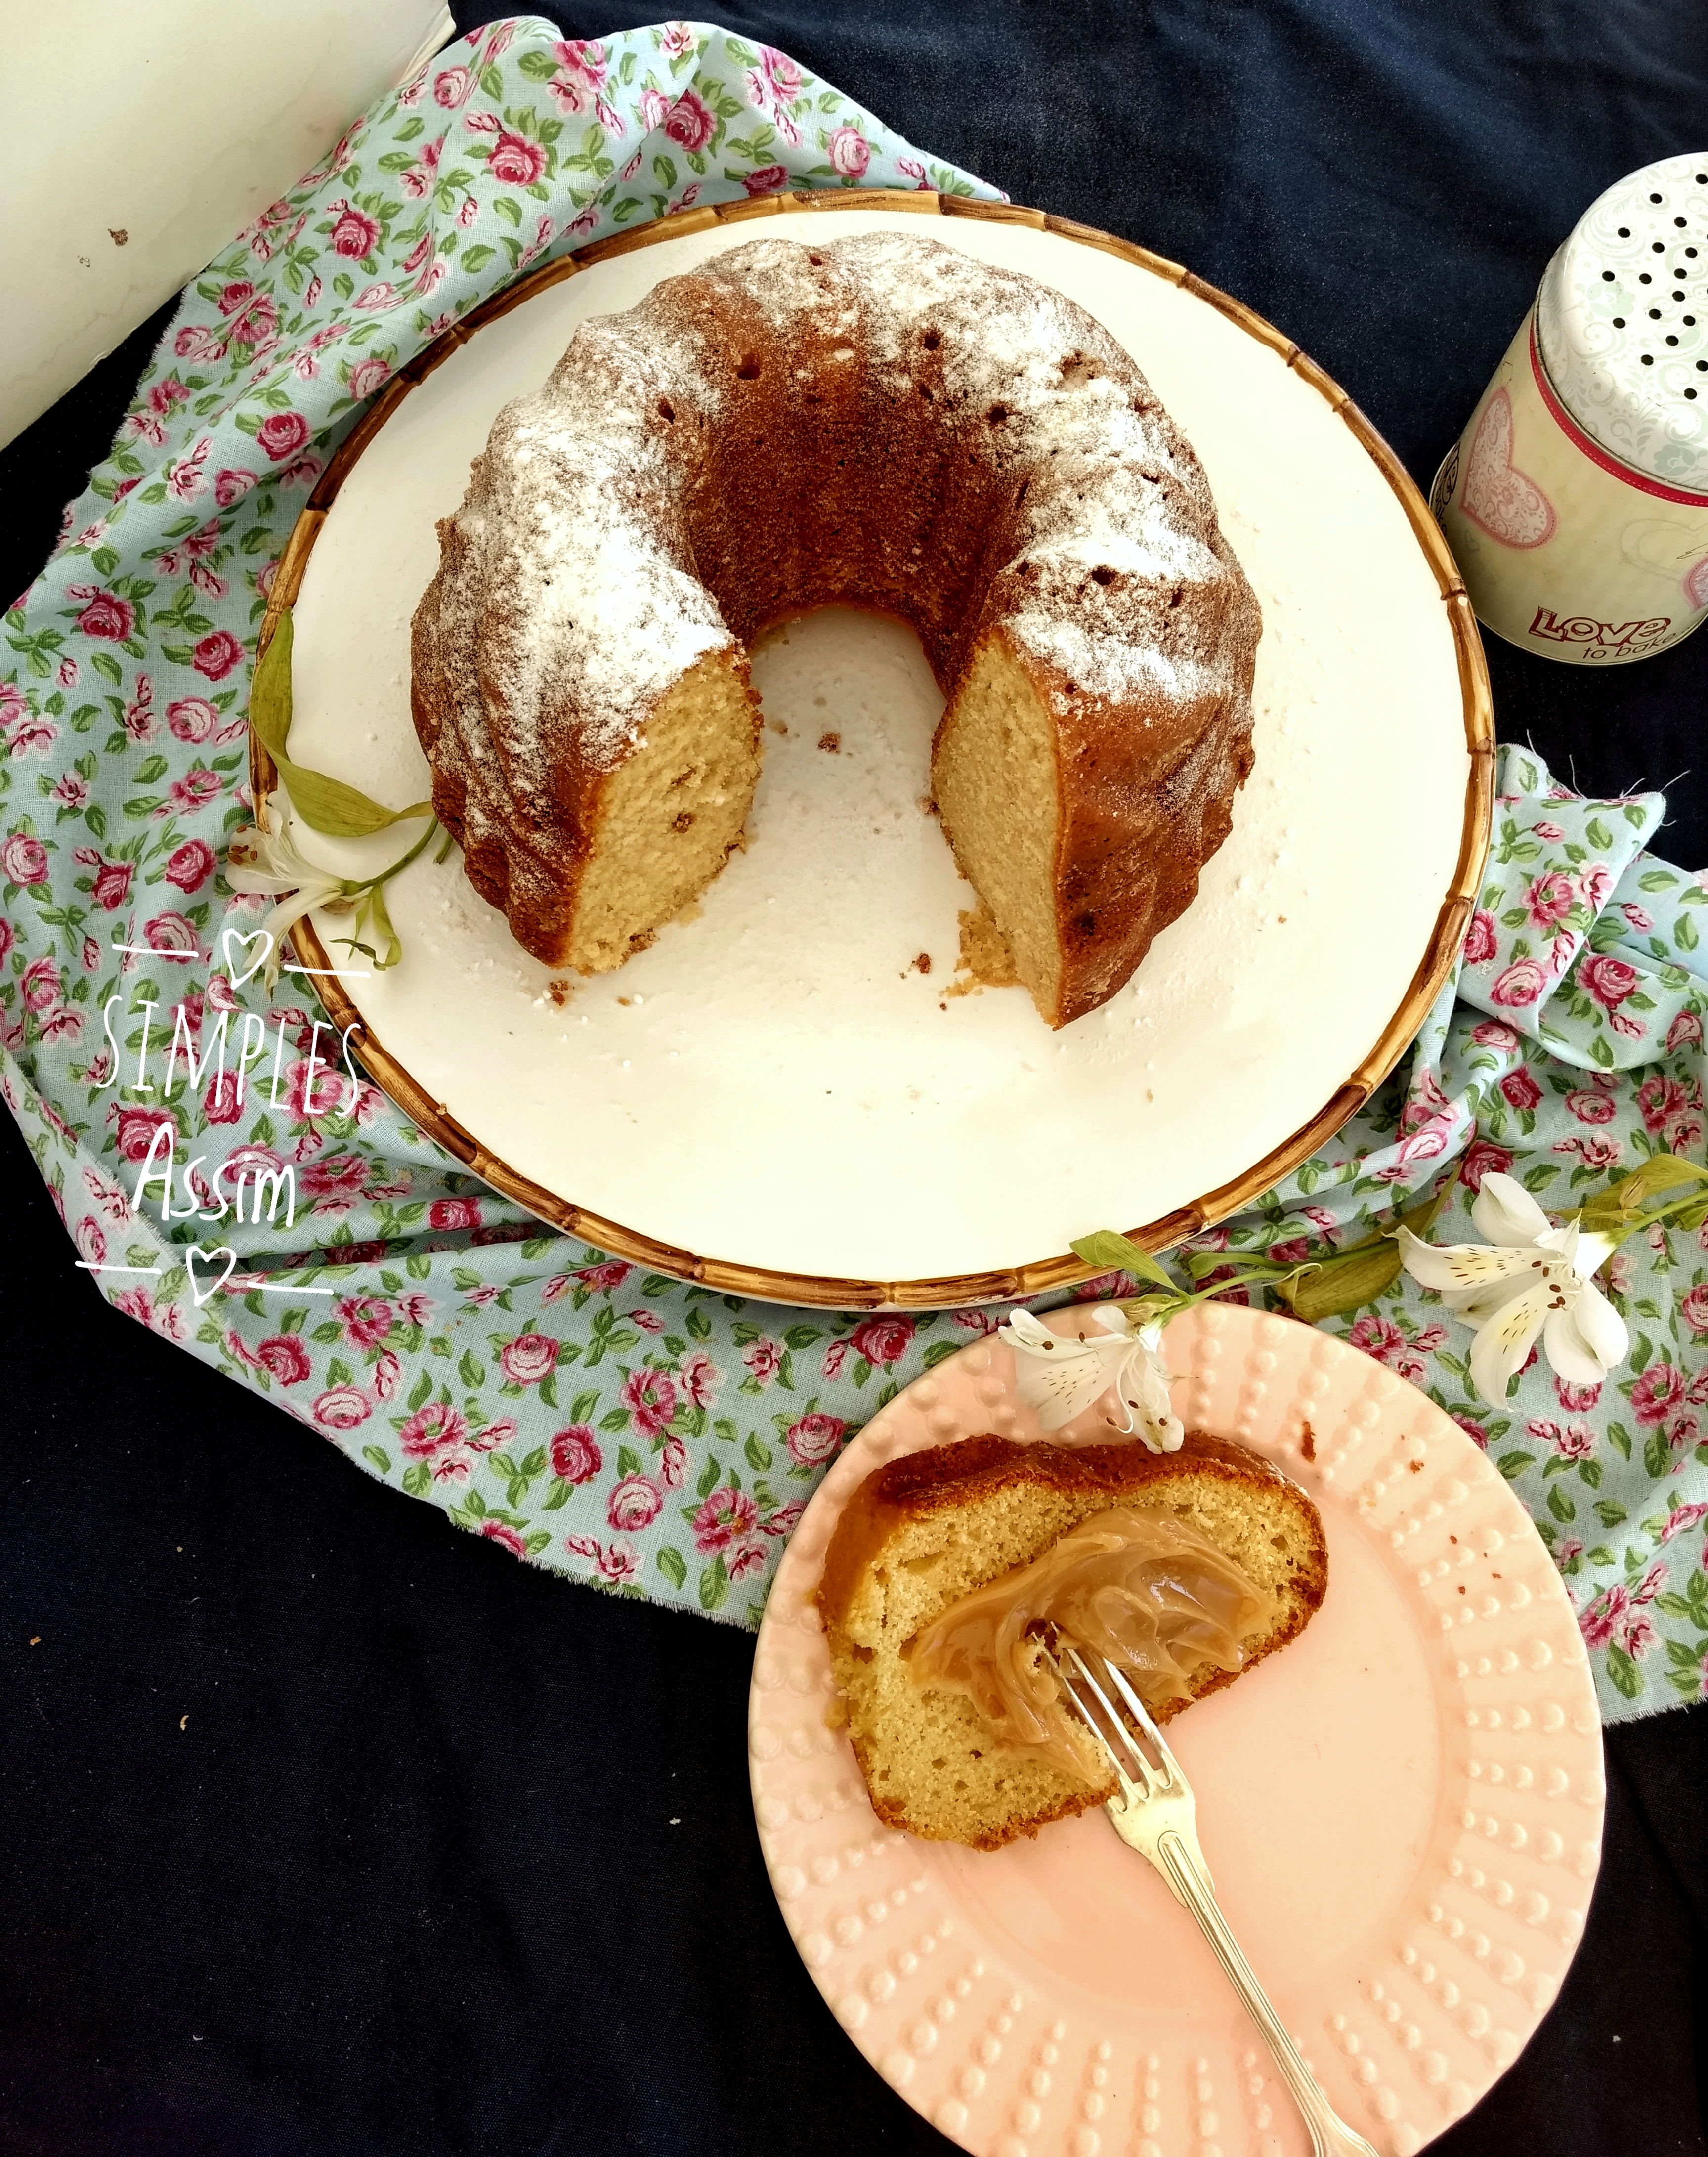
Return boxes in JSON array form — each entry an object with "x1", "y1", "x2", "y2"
[
  {"x1": 221, "y1": 926, "x2": 274, "y2": 989},
  {"x1": 187, "y1": 1245, "x2": 239, "y2": 1307},
  {"x1": 1683, "y1": 554, "x2": 1708, "y2": 611},
  {"x1": 1460, "y1": 388, "x2": 1558, "y2": 550}
]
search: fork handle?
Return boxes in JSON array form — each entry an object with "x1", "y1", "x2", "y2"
[{"x1": 1155, "y1": 1831, "x2": 1382, "y2": 2157}]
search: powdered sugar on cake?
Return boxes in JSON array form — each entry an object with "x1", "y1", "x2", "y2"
[{"x1": 410, "y1": 228, "x2": 1260, "y2": 1000}]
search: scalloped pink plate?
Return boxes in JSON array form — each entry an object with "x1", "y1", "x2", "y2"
[{"x1": 749, "y1": 1302, "x2": 1604, "y2": 2157}]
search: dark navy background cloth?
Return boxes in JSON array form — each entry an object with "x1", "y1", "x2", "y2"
[{"x1": 2, "y1": 4, "x2": 1707, "y2": 2154}]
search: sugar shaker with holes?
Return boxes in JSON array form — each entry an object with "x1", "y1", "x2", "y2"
[{"x1": 1432, "y1": 152, "x2": 1708, "y2": 665}]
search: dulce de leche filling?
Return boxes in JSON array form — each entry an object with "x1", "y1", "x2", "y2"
[{"x1": 902, "y1": 1505, "x2": 1273, "y2": 1778}]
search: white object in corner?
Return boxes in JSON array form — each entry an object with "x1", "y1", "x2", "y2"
[{"x1": 1, "y1": 0, "x2": 453, "y2": 449}]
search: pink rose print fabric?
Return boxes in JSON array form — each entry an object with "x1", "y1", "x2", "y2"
[
  {"x1": 1204, "y1": 749, "x2": 1708, "y2": 1719},
  {"x1": 2, "y1": 25, "x2": 1704, "y2": 1723}
]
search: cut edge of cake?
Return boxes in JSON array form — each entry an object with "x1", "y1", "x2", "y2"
[{"x1": 815, "y1": 1432, "x2": 1328, "y2": 1852}]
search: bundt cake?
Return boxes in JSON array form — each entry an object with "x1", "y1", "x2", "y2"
[
  {"x1": 816, "y1": 1432, "x2": 1327, "y2": 1850},
  {"x1": 410, "y1": 230, "x2": 1261, "y2": 1028}
]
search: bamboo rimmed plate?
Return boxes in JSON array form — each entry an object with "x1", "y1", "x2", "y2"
[
  {"x1": 749, "y1": 1303, "x2": 1603, "y2": 2157},
  {"x1": 256, "y1": 190, "x2": 1493, "y2": 1308}
]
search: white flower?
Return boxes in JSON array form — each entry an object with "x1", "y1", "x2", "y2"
[
  {"x1": 998, "y1": 1306, "x2": 1184, "y2": 1453},
  {"x1": 1397, "y1": 1171, "x2": 1629, "y2": 1405},
  {"x1": 224, "y1": 816, "x2": 347, "y2": 983}
]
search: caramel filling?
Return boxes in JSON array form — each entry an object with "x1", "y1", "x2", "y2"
[{"x1": 902, "y1": 1505, "x2": 1272, "y2": 1778}]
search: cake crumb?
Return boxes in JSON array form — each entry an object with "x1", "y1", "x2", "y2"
[
  {"x1": 918, "y1": 794, "x2": 938, "y2": 817},
  {"x1": 946, "y1": 898, "x2": 1021, "y2": 999},
  {"x1": 617, "y1": 996, "x2": 633, "y2": 1006},
  {"x1": 1299, "y1": 1424, "x2": 1316, "y2": 1462},
  {"x1": 110, "y1": 227, "x2": 128, "y2": 246},
  {"x1": 1409, "y1": 1459, "x2": 1423, "y2": 1473},
  {"x1": 769, "y1": 719, "x2": 788, "y2": 735},
  {"x1": 547, "y1": 978, "x2": 573, "y2": 1008},
  {"x1": 28, "y1": 1636, "x2": 40, "y2": 1647},
  {"x1": 818, "y1": 731, "x2": 841, "y2": 753},
  {"x1": 913, "y1": 952, "x2": 932, "y2": 975}
]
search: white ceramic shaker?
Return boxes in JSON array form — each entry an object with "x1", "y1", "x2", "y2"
[{"x1": 1432, "y1": 151, "x2": 1708, "y2": 664}]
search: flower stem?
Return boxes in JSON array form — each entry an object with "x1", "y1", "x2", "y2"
[{"x1": 335, "y1": 814, "x2": 441, "y2": 902}]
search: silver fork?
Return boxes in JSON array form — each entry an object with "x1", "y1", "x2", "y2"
[{"x1": 1047, "y1": 1642, "x2": 1380, "y2": 2157}]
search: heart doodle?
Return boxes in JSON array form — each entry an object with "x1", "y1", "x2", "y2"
[
  {"x1": 1460, "y1": 388, "x2": 1558, "y2": 550},
  {"x1": 187, "y1": 1245, "x2": 239, "y2": 1307},
  {"x1": 222, "y1": 925, "x2": 274, "y2": 989},
  {"x1": 1684, "y1": 554, "x2": 1708, "y2": 611}
]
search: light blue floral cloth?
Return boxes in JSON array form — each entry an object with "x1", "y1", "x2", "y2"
[{"x1": 3, "y1": 18, "x2": 1705, "y2": 1721}]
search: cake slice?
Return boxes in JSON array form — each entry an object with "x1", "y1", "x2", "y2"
[{"x1": 816, "y1": 1432, "x2": 1326, "y2": 1852}]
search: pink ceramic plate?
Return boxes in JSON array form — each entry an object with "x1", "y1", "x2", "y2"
[{"x1": 749, "y1": 1302, "x2": 1604, "y2": 2157}]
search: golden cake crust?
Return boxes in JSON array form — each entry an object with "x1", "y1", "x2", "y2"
[{"x1": 411, "y1": 231, "x2": 1261, "y2": 1023}]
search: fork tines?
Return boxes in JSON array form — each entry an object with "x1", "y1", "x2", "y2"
[{"x1": 1045, "y1": 1641, "x2": 1181, "y2": 1795}]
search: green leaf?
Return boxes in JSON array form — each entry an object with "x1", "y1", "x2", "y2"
[
  {"x1": 1605, "y1": 1644, "x2": 1642, "y2": 1701},
  {"x1": 1546, "y1": 1484, "x2": 1577, "y2": 1523},
  {"x1": 656, "y1": 1545, "x2": 687, "y2": 1590},
  {"x1": 366, "y1": 877, "x2": 403, "y2": 970},
  {"x1": 1644, "y1": 1428, "x2": 1671, "y2": 1478},
  {"x1": 1495, "y1": 1450, "x2": 1535, "y2": 1481},
  {"x1": 1289, "y1": 1240, "x2": 1405, "y2": 1319},
  {"x1": 699, "y1": 1554, "x2": 729, "y2": 1611},
  {"x1": 361, "y1": 1444, "x2": 391, "y2": 1474},
  {"x1": 1594, "y1": 1499, "x2": 1628, "y2": 1527},
  {"x1": 458, "y1": 1347, "x2": 484, "y2": 1388},
  {"x1": 1607, "y1": 1422, "x2": 1633, "y2": 1461},
  {"x1": 745, "y1": 1433, "x2": 773, "y2": 1471},
  {"x1": 1069, "y1": 1228, "x2": 1178, "y2": 1292},
  {"x1": 252, "y1": 611, "x2": 433, "y2": 837},
  {"x1": 407, "y1": 1368, "x2": 432, "y2": 1411},
  {"x1": 696, "y1": 1456, "x2": 720, "y2": 1499}
]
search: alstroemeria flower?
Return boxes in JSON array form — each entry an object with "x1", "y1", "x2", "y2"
[
  {"x1": 224, "y1": 816, "x2": 348, "y2": 984},
  {"x1": 999, "y1": 1306, "x2": 1183, "y2": 1453},
  {"x1": 1396, "y1": 1172, "x2": 1628, "y2": 1405}
]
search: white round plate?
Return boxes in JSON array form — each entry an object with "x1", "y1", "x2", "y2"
[
  {"x1": 748, "y1": 1302, "x2": 1603, "y2": 2157},
  {"x1": 282, "y1": 201, "x2": 1475, "y2": 1294}
]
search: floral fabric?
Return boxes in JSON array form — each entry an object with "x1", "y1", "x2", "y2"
[{"x1": 3, "y1": 21, "x2": 1704, "y2": 1723}]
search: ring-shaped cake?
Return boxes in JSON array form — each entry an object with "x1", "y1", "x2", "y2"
[{"x1": 410, "y1": 231, "x2": 1261, "y2": 1027}]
